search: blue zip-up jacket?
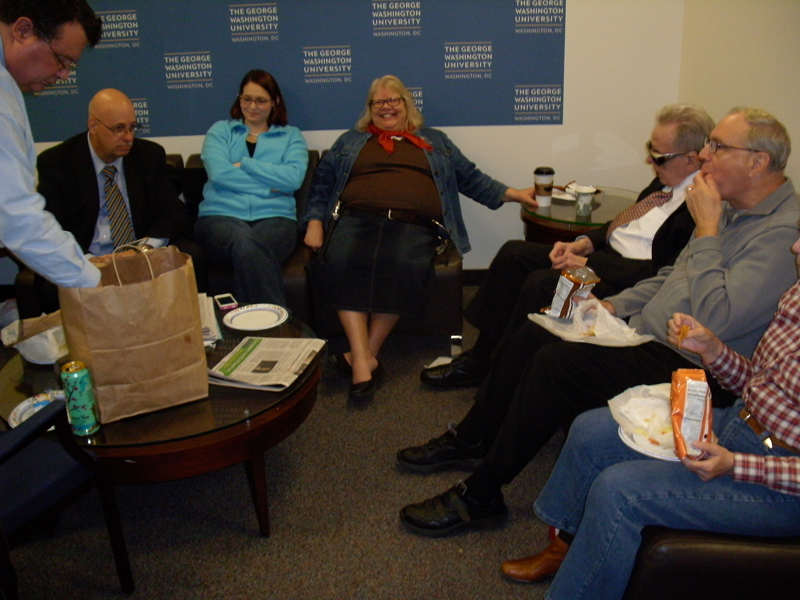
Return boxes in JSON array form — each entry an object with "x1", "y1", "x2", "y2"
[
  {"x1": 199, "y1": 119, "x2": 308, "y2": 221},
  {"x1": 303, "y1": 128, "x2": 508, "y2": 255}
]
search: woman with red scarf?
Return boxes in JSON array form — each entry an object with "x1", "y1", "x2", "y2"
[{"x1": 303, "y1": 75, "x2": 535, "y2": 402}]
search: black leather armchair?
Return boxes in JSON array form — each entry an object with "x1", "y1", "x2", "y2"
[
  {"x1": 0, "y1": 400, "x2": 133, "y2": 594},
  {"x1": 623, "y1": 526, "x2": 800, "y2": 600}
]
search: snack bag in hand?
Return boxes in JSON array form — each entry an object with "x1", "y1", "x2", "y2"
[
  {"x1": 671, "y1": 369, "x2": 713, "y2": 459},
  {"x1": 545, "y1": 266, "x2": 601, "y2": 319}
]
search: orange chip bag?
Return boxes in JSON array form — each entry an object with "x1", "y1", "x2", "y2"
[
  {"x1": 670, "y1": 369, "x2": 713, "y2": 459},
  {"x1": 545, "y1": 267, "x2": 601, "y2": 319}
]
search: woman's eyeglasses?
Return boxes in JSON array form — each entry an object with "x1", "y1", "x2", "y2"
[
  {"x1": 239, "y1": 95, "x2": 272, "y2": 108},
  {"x1": 370, "y1": 97, "x2": 403, "y2": 109}
]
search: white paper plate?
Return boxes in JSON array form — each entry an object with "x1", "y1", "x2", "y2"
[
  {"x1": 9, "y1": 391, "x2": 66, "y2": 428},
  {"x1": 618, "y1": 426, "x2": 679, "y2": 462},
  {"x1": 222, "y1": 304, "x2": 289, "y2": 331},
  {"x1": 552, "y1": 190, "x2": 576, "y2": 202}
]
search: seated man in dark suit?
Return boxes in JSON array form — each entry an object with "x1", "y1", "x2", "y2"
[
  {"x1": 421, "y1": 104, "x2": 713, "y2": 388},
  {"x1": 32, "y1": 88, "x2": 205, "y2": 312}
]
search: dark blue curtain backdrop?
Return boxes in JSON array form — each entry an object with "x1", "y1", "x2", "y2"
[{"x1": 26, "y1": 0, "x2": 565, "y2": 142}]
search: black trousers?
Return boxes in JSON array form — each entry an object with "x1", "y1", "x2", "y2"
[
  {"x1": 464, "y1": 240, "x2": 620, "y2": 356},
  {"x1": 458, "y1": 320, "x2": 735, "y2": 488}
]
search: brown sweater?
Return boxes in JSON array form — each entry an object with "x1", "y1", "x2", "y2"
[{"x1": 340, "y1": 136, "x2": 443, "y2": 220}]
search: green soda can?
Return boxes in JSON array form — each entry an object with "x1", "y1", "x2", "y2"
[{"x1": 60, "y1": 361, "x2": 100, "y2": 436}]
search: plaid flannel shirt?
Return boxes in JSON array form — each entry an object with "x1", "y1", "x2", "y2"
[{"x1": 707, "y1": 280, "x2": 800, "y2": 496}]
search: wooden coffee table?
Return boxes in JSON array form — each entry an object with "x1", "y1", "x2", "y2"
[{"x1": 0, "y1": 316, "x2": 322, "y2": 538}]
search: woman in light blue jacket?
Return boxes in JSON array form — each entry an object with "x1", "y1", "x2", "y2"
[{"x1": 195, "y1": 69, "x2": 308, "y2": 306}]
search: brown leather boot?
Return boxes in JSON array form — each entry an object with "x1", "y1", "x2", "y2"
[{"x1": 501, "y1": 535, "x2": 570, "y2": 583}]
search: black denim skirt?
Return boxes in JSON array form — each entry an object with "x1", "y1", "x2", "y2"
[{"x1": 309, "y1": 212, "x2": 439, "y2": 316}]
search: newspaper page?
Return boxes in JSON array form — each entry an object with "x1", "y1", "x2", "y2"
[{"x1": 209, "y1": 337, "x2": 325, "y2": 390}]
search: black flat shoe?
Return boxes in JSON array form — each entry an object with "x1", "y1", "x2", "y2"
[
  {"x1": 349, "y1": 378, "x2": 375, "y2": 401},
  {"x1": 371, "y1": 359, "x2": 386, "y2": 384},
  {"x1": 420, "y1": 352, "x2": 490, "y2": 388},
  {"x1": 397, "y1": 428, "x2": 488, "y2": 473},
  {"x1": 329, "y1": 353, "x2": 352, "y2": 378},
  {"x1": 399, "y1": 482, "x2": 507, "y2": 537},
  {"x1": 348, "y1": 360, "x2": 386, "y2": 402}
]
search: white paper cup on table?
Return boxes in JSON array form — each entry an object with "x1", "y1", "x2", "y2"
[
  {"x1": 534, "y1": 166, "x2": 555, "y2": 207},
  {"x1": 575, "y1": 185, "x2": 596, "y2": 217}
]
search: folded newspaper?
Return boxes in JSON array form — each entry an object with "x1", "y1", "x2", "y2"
[
  {"x1": 208, "y1": 336, "x2": 325, "y2": 390},
  {"x1": 199, "y1": 293, "x2": 222, "y2": 346}
]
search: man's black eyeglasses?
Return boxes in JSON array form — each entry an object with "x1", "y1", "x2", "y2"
[
  {"x1": 44, "y1": 37, "x2": 79, "y2": 72},
  {"x1": 95, "y1": 119, "x2": 143, "y2": 137},
  {"x1": 703, "y1": 137, "x2": 759, "y2": 155}
]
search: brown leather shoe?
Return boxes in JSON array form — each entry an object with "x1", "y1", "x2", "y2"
[{"x1": 501, "y1": 536, "x2": 570, "y2": 583}]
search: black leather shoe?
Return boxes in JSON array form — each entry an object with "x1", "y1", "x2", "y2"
[
  {"x1": 329, "y1": 353, "x2": 352, "y2": 378},
  {"x1": 348, "y1": 378, "x2": 375, "y2": 401},
  {"x1": 347, "y1": 360, "x2": 386, "y2": 402},
  {"x1": 397, "y1": 428, "x2": 487, "y2": 473},
  {"x1": 420, "y1": 353, "x2": 490, "y2": 388},
  {"x1": 399, "y1": 482, "x2": 507, "y2": 537}
]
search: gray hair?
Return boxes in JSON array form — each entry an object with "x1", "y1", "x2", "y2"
[
  {"x1": 656, "y1": 104, "x2": 714, "y2": 153},
  {"x1": 355, "y1": 75, "x2": 424, "y2": 133},
  {"x1": 729, "y1": 107, "x2": 791, "y2": 172}
]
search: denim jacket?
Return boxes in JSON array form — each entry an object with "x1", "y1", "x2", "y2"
[{"x1": 302, "y1": 127, "x2": 507, "y2": 255}]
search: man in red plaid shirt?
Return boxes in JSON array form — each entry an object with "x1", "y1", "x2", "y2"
[{"x1": 502, "y1": 242, "x2": 800, "y2": 599}]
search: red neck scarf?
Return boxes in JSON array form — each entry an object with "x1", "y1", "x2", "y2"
[{"x1": 366, "y1": 123, "x2": 433, "y2": 154}]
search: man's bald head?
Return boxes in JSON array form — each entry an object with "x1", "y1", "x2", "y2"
[{"x1": 87, "y1": 88, "x2": 137, "y2": 163}]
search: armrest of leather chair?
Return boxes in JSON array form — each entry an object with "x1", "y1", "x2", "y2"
[{"x1": 623, "y1": 526, "x2": 800, "y2": 600}]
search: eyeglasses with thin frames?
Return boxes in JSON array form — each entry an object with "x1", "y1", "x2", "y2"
[
  {"x1": 239, "y1": 95, "x2": 272, "y2": 109},
  {"x1": 646, "y1": 141, "x2": 689, "y2": 166},
  {"x1": 370, "y1": 97, "x2": 403, "y2": 109},
  {"x1": 44, "y1": 37, "x2": 79, "y2": 72},
  {"x1": 703, "y1": 137, "x2": 759, "y2": 155},
  {"x1": 94, "y1": 119, "x2": 143, "y2": 137}
]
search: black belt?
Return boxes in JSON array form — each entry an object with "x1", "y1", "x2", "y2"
[
  {"x1": 740, "y1": 407, "x2": 800, "y2": 454},
  {"x1": 341, "y1": 206, "x2": 430, "y2": 227}
]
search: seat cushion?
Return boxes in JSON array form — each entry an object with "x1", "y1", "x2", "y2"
[{"x1": 0, "y1": 435, "x2": 91, "y2": 537}]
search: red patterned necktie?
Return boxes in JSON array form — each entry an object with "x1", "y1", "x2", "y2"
[
  {"x1": 101, "y1": 165, "x2": 136, "y2": 249},
  {"x1": 606, "y1": 189, "x2": 673, "y2": 241}
]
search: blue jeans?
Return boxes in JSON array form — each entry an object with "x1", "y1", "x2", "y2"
[
  {"x1": 535, "y1": 403, "x2": 800, "y2": 600},
  {"x1": 194, "y1": 215, "x2": 296, "y2": 306}
]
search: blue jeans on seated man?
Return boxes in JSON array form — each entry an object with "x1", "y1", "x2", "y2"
[
  {"x1": 535, "y1": 402, "x2": 800, "y2": 600},
  {"x1": 194, "y1": 215, "x2": 296, "y2": 307}
]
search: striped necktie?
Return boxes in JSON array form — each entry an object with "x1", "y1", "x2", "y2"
[
  {"x1": 606, "y1": 189, "x2": 673, "y2": 241},
  {"x1": 101, "y1": 165, "x2": 136, "y2": 249}
]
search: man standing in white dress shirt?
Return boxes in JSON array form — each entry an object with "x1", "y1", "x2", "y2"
[{"x1": 0, "y1": 0, "x2": 102, "y2": 288}]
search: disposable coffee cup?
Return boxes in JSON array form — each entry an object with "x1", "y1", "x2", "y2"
[
  {"x1": 575, "y1": 185, "x2": 596, "y2": 217},
  {"x1": 534, "y1": 166, "x2": 555, "y2": 207}
]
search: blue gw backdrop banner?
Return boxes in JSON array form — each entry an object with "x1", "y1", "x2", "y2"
[{"x1": 27, "y1": 0, "x2": 565, "y2": 142}]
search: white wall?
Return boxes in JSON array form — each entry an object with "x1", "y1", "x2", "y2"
[
  {"x1": 29, "y1": 0, "x2": 799, "y2": 276},
  {"x1": 679, "y1": 0, "x2": 800, "y2": 185}
]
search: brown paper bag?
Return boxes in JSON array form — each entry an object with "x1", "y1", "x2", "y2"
[{"x1": 58, "y1": 246, "x2": 208, "y2": 424}]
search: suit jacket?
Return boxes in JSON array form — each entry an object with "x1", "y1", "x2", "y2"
[
  {"x1": 37, "y1": 133, "x2": 191, "y2": 253},
  {"x1": 583, "y1": 176, "x2": 695, "y2": 291}
]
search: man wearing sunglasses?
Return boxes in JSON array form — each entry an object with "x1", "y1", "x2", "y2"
[
  {"x1": 28, "y1": 88, "x2": 204, "y2": 313},
  {"x1": 0, "y1": 0, "x2": 102, "y2": 290},
  {"x1": 420, "y1": 104, "x2": 710, "y2": 390}
]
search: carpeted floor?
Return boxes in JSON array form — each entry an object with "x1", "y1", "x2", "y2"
[{"x1": 8, "y1": 289, "x2": 563, "y2": 599}]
